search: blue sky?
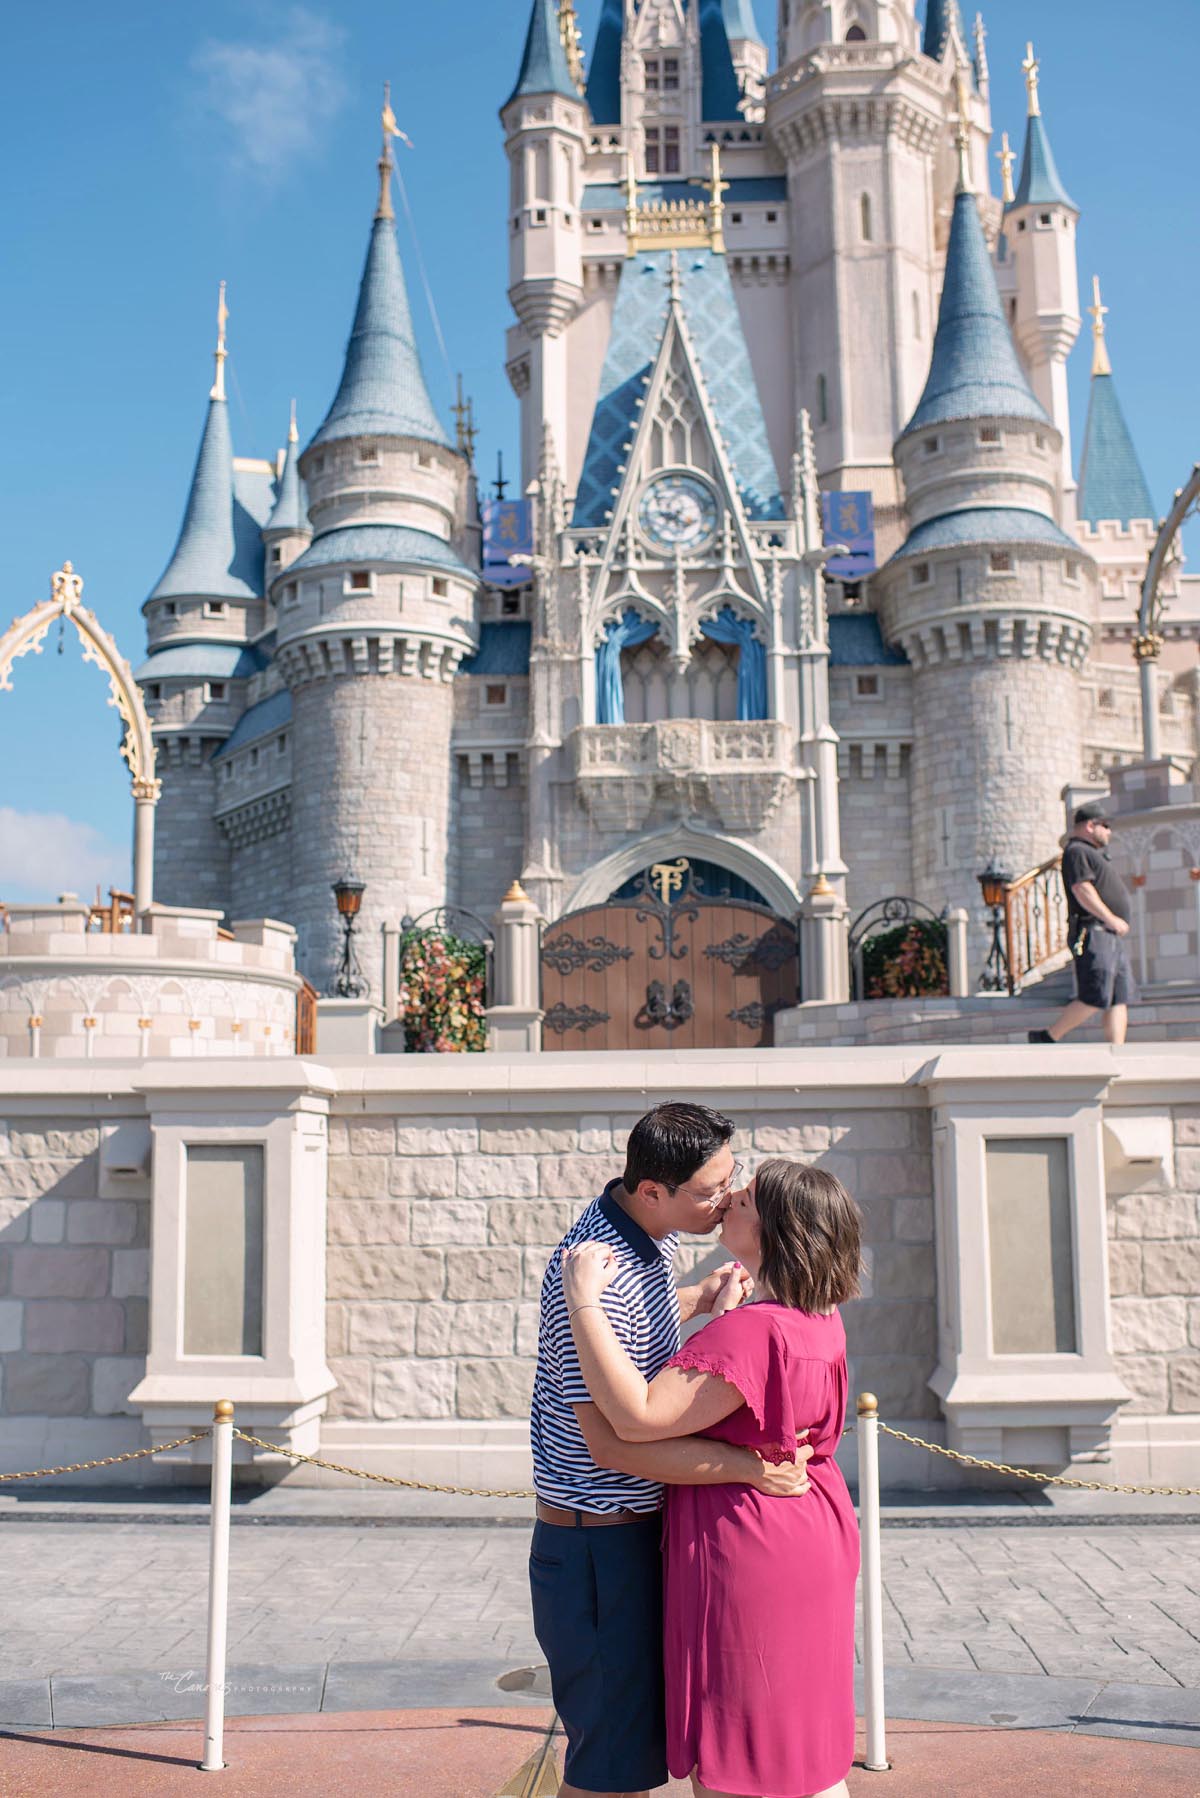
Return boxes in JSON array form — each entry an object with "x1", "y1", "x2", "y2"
[{"x1": 2, "y1": 1, "x2": 1196, "y2": 903}]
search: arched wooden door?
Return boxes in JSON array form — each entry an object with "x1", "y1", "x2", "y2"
[{"x1": 540, "y1": 861, "x2": 799, "y2": 1051}]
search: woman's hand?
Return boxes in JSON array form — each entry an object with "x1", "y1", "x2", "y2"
[
  {"x1": 709, "y1": 1262, "x2": 752, "y2": 1319},
  {"x1": 562, "y1": 1241, "x2": 617, "y2": 1310}
]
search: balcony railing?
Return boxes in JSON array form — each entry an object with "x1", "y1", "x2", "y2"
[
  {"x1": 1002, "y1": 855, "x2": 1068, "y2": 994},
  {"x1": 570, "y1": 719, "x2": 795, "y2": 834}
]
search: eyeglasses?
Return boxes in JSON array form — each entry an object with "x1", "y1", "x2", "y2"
[{"x1": 669, "y1": 1159, "x2": 744, "y2": 1203}]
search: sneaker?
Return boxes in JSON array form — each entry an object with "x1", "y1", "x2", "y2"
[{"x1": 1027, "y1": 1029, "x2": 1054, "y2": 1044}]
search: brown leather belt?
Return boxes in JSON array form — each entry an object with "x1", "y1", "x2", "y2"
[{"x1": 535, "y1": 1499, "x2": 654, "y2": 1528}]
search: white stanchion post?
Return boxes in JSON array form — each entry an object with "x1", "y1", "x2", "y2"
[
  {"x1": 200, "y1": 1399, "x2": 234, "y2": 1772},
  {"x1": 857, "y1": 1392, "x2": 889, "y2": 1773}
]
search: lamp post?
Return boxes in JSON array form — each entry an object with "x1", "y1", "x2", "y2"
[
  {"x1": 977, "y1": 858, "x2": 1011, "y2": 993},
  {"x1": 331, "y1": 877, "x2": 368, "y2": 998}
]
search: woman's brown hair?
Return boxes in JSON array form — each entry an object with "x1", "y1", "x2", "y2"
[{"x1": 753, "y1": 1159, "x2": 863, "y2": 1312}]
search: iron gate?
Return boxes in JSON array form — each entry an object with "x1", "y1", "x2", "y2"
[{"x1": 540, "y1": 861, "x2": 799, "y2": 1051}]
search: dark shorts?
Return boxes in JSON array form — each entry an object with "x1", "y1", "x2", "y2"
[
  {"x1": 529, "y1": 1514, "x2": 666, "y2": 1792},
  {"x1": 1074, "y1": 925, "x2": 1136, "y2": 1010}
]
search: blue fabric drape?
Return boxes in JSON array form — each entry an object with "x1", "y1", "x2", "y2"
[
  {"x1": 595, "y1": 608, "x2": 659, "y2": 724},
  {"x1": 700, "y1": 606, "x2": 767, "y2": 720}
]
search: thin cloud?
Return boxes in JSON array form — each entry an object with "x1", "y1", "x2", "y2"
[
  {"x1": 0, "y1": 808, "x2": 129, "y2": 906},
  {"x1": 190, "y1": 8, "x2": 347, "y2": 185}
]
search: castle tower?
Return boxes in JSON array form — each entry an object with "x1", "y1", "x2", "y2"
[
  {"x1": 501, "y1": 0, "x2": 587, "y2": 485},
  {"x1": 262, "y1": 402, "x2": 312, "y2": 593},
  {"x1": 1075, "y1": 276, "x2": 1165, "y2": 666},
  {"x1": 722, "y1": 0, "x2": 767, "y2": 115},
  {"x1": 875, "y1": 98, "x2": 1097, "y2": 935},
  {"x1": 1005, "y1": 42, "x2": 1081, "y2": 511},
  {"x1": 768, "y1": 1, "x2": 953, "y2": 551},
  {"x1": 277, "y1": 109, "x2": 479, "y2": 994},
  {"x1": 139, "y1": 286, "x2": 265, "y2": 911}
]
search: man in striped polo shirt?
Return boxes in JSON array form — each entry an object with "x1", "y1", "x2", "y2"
[{"x1": 530, "y1": 1102, "x2": 812, "y2": 1798}]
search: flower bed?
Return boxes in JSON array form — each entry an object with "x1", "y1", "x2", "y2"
[
  {"x1": 862, "y1": 918, "x2": 949, "y2": 1000},
  {"x1": 398, "y1": 928, "x2": 487, "y2": 1052}
]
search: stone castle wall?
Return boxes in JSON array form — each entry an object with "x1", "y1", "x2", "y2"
[{"x1": 1107, "y1": 1106, "x2": 1200, "y2": 1419}]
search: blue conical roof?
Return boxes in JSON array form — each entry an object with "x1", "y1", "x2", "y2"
[
  {"x1": 722, "y1": 0, "x2": 762, "y2": 39},
  {"x1": 266, "y1": 428, "x2": 307, "y2": 535},
  {"x1": 586, "y1": 0, "x2": 623, "y2": 125},
  {"x1": 903, "y1": 190, "x2": 1047, "y2": 436},
  {"x1": 1011, "y1": 111, "x2": 1077, "y2": 212},
  {"x1": 923, "y1": 0, "x2": 966, "y2": 60},
  {"x1": 698, "y1": 0, "x2": 743, "y2": 118},
  {"x1": 308, "y1": 216, "x2": 449, "y2": 452},
  {"x1": 149, "y1": 396, "x2": 257, "y2": 601},
  {"x1": 1078, "y1": 374, "x2": 1155, "y2": 527},
  {"x1": 505, "y1": 0, "x2": 578, "y2": 108}
]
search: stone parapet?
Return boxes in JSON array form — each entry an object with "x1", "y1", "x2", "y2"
[
  {"x1": 569, "y1": 718, "x2": 797, "y2": 833},
  {"x1": 0, "y1": 905, "x2": 301, "y2": 1059}
]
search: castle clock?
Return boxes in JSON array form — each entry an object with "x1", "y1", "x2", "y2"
[{"x1": 637, "y1": 472, "x2": 719, "y2": 554}]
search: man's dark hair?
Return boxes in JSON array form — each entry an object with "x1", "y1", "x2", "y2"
[{"x1": 623, "y1": 1102, "x2": 734, "y2": 1194}]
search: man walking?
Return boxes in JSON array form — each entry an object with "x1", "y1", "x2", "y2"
[
  {"x1": 1029, "y1": 801, "x2": 1135, "y2": 1046},
  {"x1": 529, "y1": 1101, "x2": 811, "y2": 1798}
]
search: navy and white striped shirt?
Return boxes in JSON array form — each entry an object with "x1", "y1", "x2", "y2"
[{"x1": 531, "y1": 1181, "x2": 680, "y2": 1514}]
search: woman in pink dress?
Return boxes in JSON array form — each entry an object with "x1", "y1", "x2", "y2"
[{"x1": 563, "y1": 1159, "x2": 862, "y2": 1798}]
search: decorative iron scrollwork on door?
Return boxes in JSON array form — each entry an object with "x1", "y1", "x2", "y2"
[
  {"x1": 634, "y1": 861, "x2": 701, "y2": 961},
  {"x1": 705, "y1": 922, "x2": 798, "y2": 973},
  {"x1": 541, "y1": 931, "x2": 634, "y2": 976},
  {"x1": 542, "y1": 1001, "x2": 611, "y2": 1036},
  {"x1": 638, "y1": 979, "x2": 694, "y2": 1031}
]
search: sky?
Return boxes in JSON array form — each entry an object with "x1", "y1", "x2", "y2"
[{"x1": 1, "y1": 0, "x2": 1197, "y2": 903}]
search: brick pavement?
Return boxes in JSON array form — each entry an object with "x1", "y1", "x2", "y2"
[{"x1": 2, "y1": 1520, "x2": 1198, "y2": 1693}]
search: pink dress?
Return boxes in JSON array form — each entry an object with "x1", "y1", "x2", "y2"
[{"x1": 664, "y1": 1303, "x2": 858, "y2": 1798}]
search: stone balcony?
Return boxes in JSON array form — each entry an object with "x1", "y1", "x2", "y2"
[{"x1": 569, "y1": 719, "x2": 796, "y2": 833}]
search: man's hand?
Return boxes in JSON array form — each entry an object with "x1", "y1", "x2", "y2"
[
  {"x1": 1111, "y1": 918, "x2": 1131, "y2": 937},
  {"x1": 686, "y1": 1261, "x2": 754, "y2": 1318},
  {"x1": 748, "y1": 1434, "x2": 813, "y2": 1497}
]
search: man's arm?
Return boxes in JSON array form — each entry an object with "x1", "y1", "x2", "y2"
[
  {"x1": 677, "y1": 1262, "x2": 753, "y2": 1324},
  {"x1": 574, "y1": 1403, "x2": 810, "y2": 1495},
  {"x1": 1071, "y1": 879, "x2": 1129, "y2": 935}
]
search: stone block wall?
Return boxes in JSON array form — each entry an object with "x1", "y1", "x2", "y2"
[
  {"x1": 322, "y1": 1101, "x2": 938, "y2": 1429},
  {"x1": 0, "y1": 1120, "x2": 149, "y2": 1428},
  {"x1": 1108, "y1": 1107, "x2": 1200, "y2": 1417}
]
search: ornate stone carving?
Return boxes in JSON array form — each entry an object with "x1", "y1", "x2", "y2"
[{"x1": 570, "y1": 720, "x2": 795, "y2": 834}]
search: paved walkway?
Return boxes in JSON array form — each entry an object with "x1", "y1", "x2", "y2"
[
  {"x1": 2, "y1": 1517, "x2": 1198, "y2": 1698},
  {"x1": 1, "y1": 1711, "x2": 1198, "y2": 1797}
]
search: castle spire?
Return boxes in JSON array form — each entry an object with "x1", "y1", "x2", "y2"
[
  {"x1": 923, "y1": 0, "x2": 968, "y2": 65},
  {"x1": 505, "y1": 0, "x2": 579, "y2": 108},
  {"x1": 997, "y1": 131, "x2": 1016, "y2": 205},
  {"x1": 266, "y1": 403, "x2": 307, "y2": 536},
  {"x1": 1088, "y1": 275, "x2": 1111, "y2": 379},
  {"x1": 1011, "y1": 45, "x2": 1077, "y2": 211},
  {"x1": 307, "y1": 130, "x2": 449, "y2": 454},
  {"x1": 584, "y1": 0, "x2": 623, "y2": 125},
  {"x1": 148, "y1": 294, "x2": 254, "y2": 603},
  {"x1": 377, "y1": 82, "x2": 398, "y2": 221},
  {"x1": 903, "y1": 185, "x2": 1046, "y2": 437},
  {"x1": 1078, "y1": 281, "x2": 1155, "y2": 527},
  {"x1": 211, "y1": 280, "x2": 228, "y2": 401},
  {"x1": 953, "y1": 58, "x2": 973, "y2": 195}
]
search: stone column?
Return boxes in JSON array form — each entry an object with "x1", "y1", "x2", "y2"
[
  {"x1": 132, "y1": 784, "x2": 157, "y2": 922},
  {"x1": 946, "y1": 908, "x2": 970, "y2": 998},
  {"x1": 798, "y1": 876, "x2": 849, "y2": 1004},
  {"x1": 486, "y1": 880, "x2": 544, "y2": 1052}
]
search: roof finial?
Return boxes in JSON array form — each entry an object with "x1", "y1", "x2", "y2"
[
  {"x1": 288, "y1": 397, "x2": 298, "y2": 444},
  {"x1": 668, "y1": 248, "x2": 682, "y2": 304},
  {"x1": 377, "y1": 81, "x2": 399, "y2": 220},
  {"x1": 1088, "y1": 275, "x2": 1112, "y2": 377},
  {"x1": 453, "y1": 372, "x2": 476, "y2": 457},
  {"x1": 704, "y1": 141, "x2": 728, "y2": 253},
  {"x1": 973, "y1": 12, "x2": 989, "y2": 91},
  {"x1": 953, "y1": 58, "x2": 973, "y2": 194},
  {"x1": 997, "y1": 130, "x2": 1016, "y2": 204},
  {"x1": 211, "y1": 280, "x2": 228, "y2": 401},
  {"x1": 558, "y1": 0, "x2": 586, "y2": 95},
  {"x1": 1022, "y1": 41, "x2": 1041, "y2": 117}
]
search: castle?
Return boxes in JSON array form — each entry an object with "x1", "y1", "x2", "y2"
[{"x1": 137, "y1": 0, "x2": 1199, "y2": 1009}]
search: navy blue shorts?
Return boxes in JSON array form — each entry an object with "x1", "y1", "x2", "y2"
[
  {"x1": 529, "y1": 1513, "x2": 666, "y2": 1792},
  {"x1": 1074, "y1": 926, "x2": 1136, "y2": 1010}
]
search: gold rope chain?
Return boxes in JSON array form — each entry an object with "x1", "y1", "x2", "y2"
[
  {"x1": 0, "y1": 1432, "x2": 210, "y2": 1483},
  {"x1": 232, "y1": 1429, "x2": 536, "y2": 1500},
  {"x1": 877, "y1": 1422, "x2": 1200, "y2": 1499}
]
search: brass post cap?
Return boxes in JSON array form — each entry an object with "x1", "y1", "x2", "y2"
[
  {"x1": 213, "y1": 1399, "x2": 235, "y2": 1420},
  {"x1": 856, "y1": 1392, "x2": 879, "y2": 1416},
  {"x1": 503, "y1": 879, "x2": 530, "y2": 903}
]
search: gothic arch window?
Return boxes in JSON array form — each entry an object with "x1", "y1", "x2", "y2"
[
  {"x1": 860, "y1": 193, "x2": 872, "y2": 241},
  {"x1": 649, "y1": 368, "x2": 707, "y2": 472},
  {"x1": 817, "y1": 373, "x2": 829, "y2": 426},
  {"x1": 531, "y1": 141, "x2": 550, "y2": 202},
  {"x1": 846, "y1": 24, "x2": 867, "y2": 41}
]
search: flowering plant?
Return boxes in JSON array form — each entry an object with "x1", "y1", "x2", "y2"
[
  {"x1": 399, "y1": 928, "x2": 487, "y2": 1053},
  {"x1": 863, "y1": 919, "x2": 949, "y2": 999}
]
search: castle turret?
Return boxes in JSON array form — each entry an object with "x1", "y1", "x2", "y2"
[
  {"x1": 875, "y1": 90, "x2": 1097, "y2": 935},
  {"x1": 1075, "y1": 276, "x2": 1164, "y2": 664},
  {"x1": 139, "y1": 285, "x2": 265, "y2": 910},
  {"x1": 262, "y1": 402, "x2": 312, "y2": 591},
  {"x1": 277, "y1": 101, "x2": 479, "y2": 994},
  {"x1": 1005, "y1": 42, "x2": 1081, "y2": 510},
  {"x1": 721, "y1": 0, "x2": 767, "y2": 116},
  {"x1": 501, "y1": 0, "x2": 587, "y2": 484}
]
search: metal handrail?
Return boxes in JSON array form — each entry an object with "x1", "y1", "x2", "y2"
[{"x1": 1001, "y1": 854, "x2": 1067, "y2": 995}]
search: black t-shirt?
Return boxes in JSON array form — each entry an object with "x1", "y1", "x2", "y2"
[{"x1": 1061, "y1": 837, "x2": 1132, "y2": 942}]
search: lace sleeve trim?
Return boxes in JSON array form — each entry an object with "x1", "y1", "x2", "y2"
[{"x1": 670, "y1": 1345, "x2": 799, "y2": 1465}]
